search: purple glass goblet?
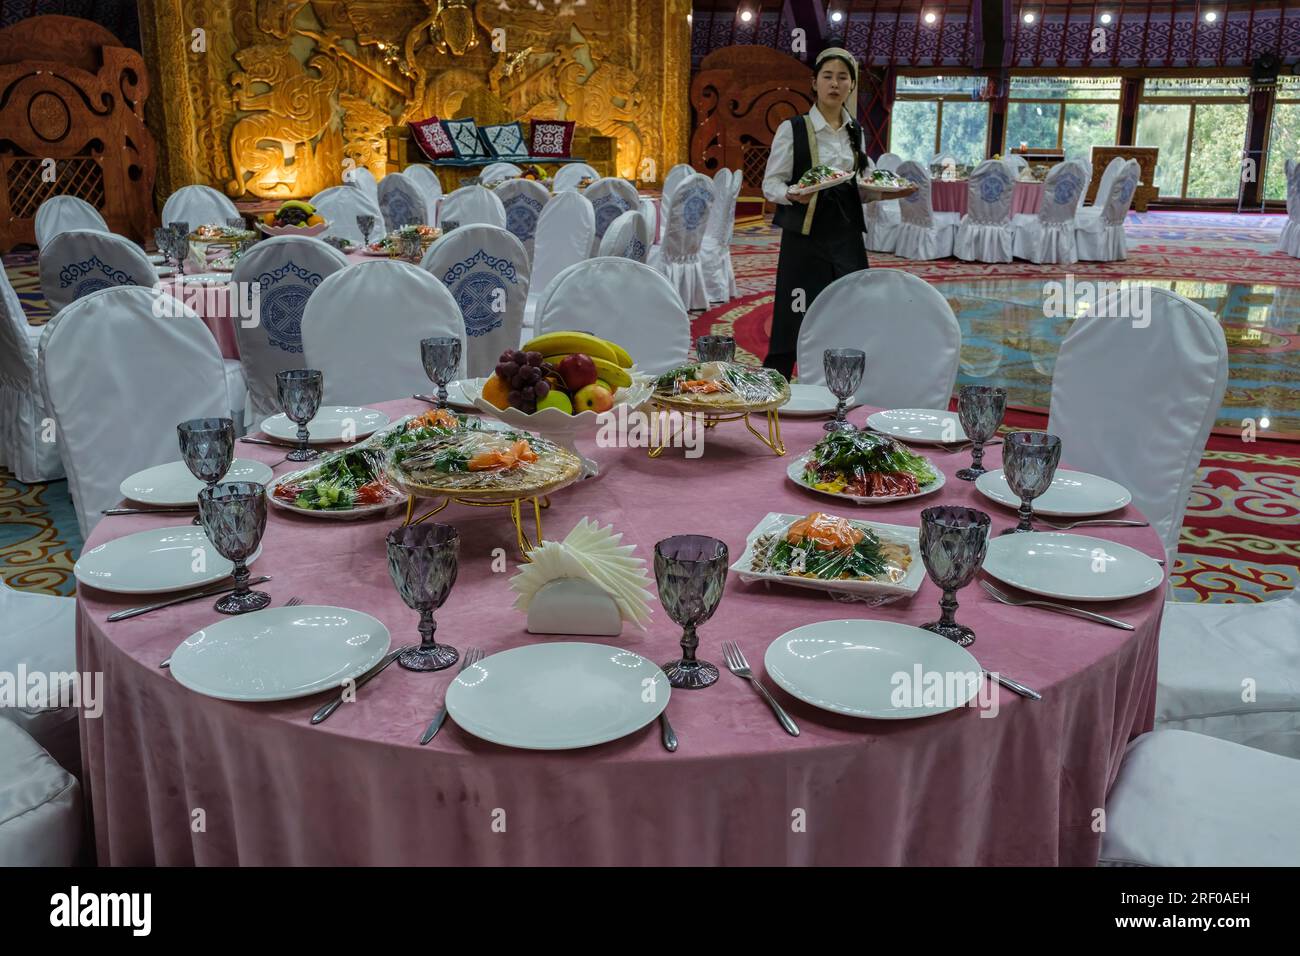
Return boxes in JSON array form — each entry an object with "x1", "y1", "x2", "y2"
[
  {"x1": 386, "y1": 523, "x2": 460, "y2": 672},
  {"x1": 654, "y1": 535, "x2": 728, "y2": 689},
  {"x1": 197, "y1": 481, "x2": 270, "y2": 615},
  {"x1": 955, "y1": 385, "x2": 1006, "y2": 481},
  {"x1": 1001, "y1": 432, "x2": 1063, "y2": 534},
  {"x1": 918, "y1": 506, "x2": 991, "y2": 647}
]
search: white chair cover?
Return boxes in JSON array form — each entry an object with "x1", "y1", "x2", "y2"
[
  {"x1": 34, "y1": 196, "x2": 107, "y2": 250},
  {"x1": 1010, "y1": 159, "x2": 1086, "y2": 264},
  {"x1": 0, "y1": 578, "x2": 77, "y2": 770},
  {"x1": 892, "y1": 161, "x2": 959, "y2": 260},
  {"x1": 865, "y1": 195, "x2": 902, "y2": 253},
  {"x1": 661, "y1": 163, "x2": 694, "y2": 205},
  {"x1": 552, "y1": 163, "x2": 600, "y2": 192},
  {"x1": 584, "y1": 177, "x2": 639, "y2": 254},
  {"x1": 1276, "y1": 158, "x2": 1300, "y2": 257},
  {"x1": 525, "y1": 191, "x2": 595, "y2": 327},
  {"x1": 481, "y1": 162, "x2": 523, "y2": 185},
  {"x1": 1003, "y1": 153, "x2": 1028, "y2": 173},
  {"x1": 38, "y1": 230, "x2": 158, "y2": 315},
  {"x1": 1073, "y1": 159, "x2": 1093, "y2": 213},
  {"x1": 598, "y1": 209, "x2": 652, "y2": 262},
  {"x1": 954, "y1": 159, "x2": 1015, "y2": 263},
  {"x1": 493, "y1": 178, "x2": 550, "y2": 262},
  {"x1": 0, "y1": 718, "x2": 81, "y2": 866},
  {"x1": 301, "y1": 260, "x2": 465, "y2": 406},
  {"x1": 0, "y1": 268, "x2": 62, "y2": 482},
  {"x1": 647, "y1": 173, "x2": 714, "y2": 311},
  {"x1": 1089, "y1": 156, "x2": 1127, "y2": 209},
  {"x1": 534, "y1": 258, "x2": 689, "y2": 375},
  {"x1": 377, "y1": 171, "x2": 429, "y2": 231},
  {"x1": 796, "y1": 269, "x2": 960, "y2": 409},
  {"x1": 343, "y1": 165, "x2": 379, "y2": 200},
  {"x1": 1047, "y1": 286, "x2": 1228, "y2": 567},
  {"x1": 876, "y1": 152, "x2": 902, "y2": 173},
  {"x1": 230, "y1": 236, "x2": 350, "y2": 422},
  {"x1": 1100, "y1": 730, "x2": 1300, "y2": 867},
  {"x1": 439, "y1": 185, "x2": 507, "y2": 229},
  {"x1": 401, "y1": 165, "x2": 443, "y2": 225},
  {"x1": 1075, "y1": 159, "x2": 1138, "y2": 262},
  {"x1": 1156, "y1": 587, "x2": 1300, "y2": 758},
  {"x1": 37, "y1": 286, "x2": 229, "y2": 538},
  {"x1": 421, "y1": 225, "x2": 529, "y2": 378},
  {"x1": 639, "y1": 196, "x2": 660, "y2": 244},
  {"x1": 701, "y1": 170, "x2": 741, "y2": 302},
  {"x1": 310, "y1": 184, "x2": 384, "y2": 247},
  {"x1": 161, "y1": 184, "x2": 239, "y2": 228}
]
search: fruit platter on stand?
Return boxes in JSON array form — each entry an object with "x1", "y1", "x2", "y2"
[
  {"x1": 385, "y1": 411, "x2": 584, "y2": 558},
  {"x1": 649, "y1": 361, "x2": 791, "y2": 457},
  {"x1": 259, "y1": 200, "x2": 329, "y2": 237},
  {"x1": 472, "y1": 331, "x2": 653, "y2": 479}
]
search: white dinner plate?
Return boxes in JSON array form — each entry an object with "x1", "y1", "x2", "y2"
[
  {"x1": 444, "y1": 378, "x2": 484, "y2": 411},
  {"x1": 982, "y1": 532, "x2": 1164, "y2": 602},
  {"x1": 730, "y1": 512, "x2": 925, "y2": 600},
  {"x1": 975, "y1": 469, "x2": 1132, "y2": 518},
  {"x1": 120, "y1": 458, "x2": 274, "y2": 507},
  {"x1": 74, "y1": 525, "x2": 262, "y2": 595},
  {"x1": 787, "y1": 453, "x2": 945, "y2": 505},
  {"x1": 445, "y1": 642, "x2": 671, "y2": 750},
  {"x1": 764, "y1": 620, "x2": 982, "y2": 719},
  {"x1": 168, "y1": 605, "x2": 390, "y2": 702},
  {"x1": 778, "y1": 384, "x2": 856, "y2": 417},
  {"x1": 260, "y1": 406, "x2": 390, "y2": 445},
  {"x1": 865, "y1": 408, "x2": 966, "y2": 444},
  {"x1": 173, "y1": 273, "x2": 229, "y2": 285},
  {"x1": 155, "y1": 265, "x2": 176, "y2": 277}
]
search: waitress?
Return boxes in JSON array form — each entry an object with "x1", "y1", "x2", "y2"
[{"x1": 761, "y1": 47, "x2": 889, "y2": 378}]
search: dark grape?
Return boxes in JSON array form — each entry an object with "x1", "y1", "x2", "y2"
[
  {"x1": 498, "y1": 349, "x2": 513, "y2": 363},
  {"x1": 521, "y1": 386, "x2": 536, "y2": 401},
  {"x1": 508, "y1": 389, "x2": 522, "y2": 405},
  {"x1": 502, "y1": 362, "x2": 519, "y2": 378},
  {"x1": 525, "y1": 351, "x2": 542, "y2": 366},
  {"x1": 495, "y1": 363, "x2": 510, "y2": 378},
  {"x1": 535, "y1": 380, "x2": 550, "y2": 398}
]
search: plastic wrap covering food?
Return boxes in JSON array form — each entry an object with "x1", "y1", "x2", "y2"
[
  {"x1": 803, "y1": 430, "x2": 939, "y2": 498},
  {"x1": 734, "y1": 511, "x2": 919, "y2": 605},
  {"x1": 654, "y1": 361, "x2": 789, "y2": 408},
  {"x1": 271, "y1": 447, "x2": 400, "y2": 512},
  {"x1": 387, "y1": 426, "x2": 581, "y2": 498}
]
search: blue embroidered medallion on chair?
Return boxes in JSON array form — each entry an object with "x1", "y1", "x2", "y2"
[
  {"x1": 480, "y1": 122, "x2": 528, "y2": 160},
  {"x1": 592, "y1": 196, "x2": 632, "y2": 238},
  {"x1": 503, "y1": 195, "x2": 543, "y2": 244},
  {"x1": 442, "y1": 250, "x2": 520, "y2": 337},
  {"x1": 257, "y1": 262, "x2": 325, "y2": 353},
  {"x1": 59, "y1": 256, "x2": 134, "y2": 299},
  {"x1": 679, "y1": 187, "x2": 711, "y2": 232}
]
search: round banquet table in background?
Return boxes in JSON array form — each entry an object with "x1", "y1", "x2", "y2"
[
  {"x1": 930, "y1": 179, "x2": 1044, "y2": 216},
  {"x1": 76, "y1": 398, "x2": 1163, "y2": 865}
]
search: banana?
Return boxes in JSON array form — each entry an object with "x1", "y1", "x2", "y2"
[
  {"x1": 604, "y1": 340, "x2": 633, "y2": 368},
  {"x1": 541, "y1": 353, "x2": 632, "y2": 389},
  {"x1": 280, "y1": 199, "x2": 315, "y2": 214},
  {"x1": 522, "y1": 331, "x2": 616, "y2": 363}
]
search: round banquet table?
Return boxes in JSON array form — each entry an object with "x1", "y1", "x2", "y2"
[
  {"x1": 76, "y1": 398, "x2": 1164, "y2": 865},
  {"x1": 930, "y1": 179, "x2": 1044, "y2": 216}
]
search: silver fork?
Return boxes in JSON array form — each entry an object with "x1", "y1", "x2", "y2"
[
  {"x1": 980, "y1": 579, "x2": 1134, "y2": 631},
  {"x1": 1037, "y1": 518, "x2": 1149, "y2": 531},
  {"x1": 161, "y1": 596, "x2": 301, "y2": 668},
  {"x1": 721, "y1": 641, "x2": 799, "y2": 736},
  {"x1": 419, "y1": 647, "x2": 483, "y2": 744}
]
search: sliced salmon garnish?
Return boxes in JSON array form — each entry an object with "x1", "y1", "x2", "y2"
[{"x1": 786, "y1": 512, "x2": 864, "y2": 551}]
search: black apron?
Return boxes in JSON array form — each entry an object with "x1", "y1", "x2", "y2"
[{"x1": 765, "y1": 114, "x2": 869, "y2": 377}]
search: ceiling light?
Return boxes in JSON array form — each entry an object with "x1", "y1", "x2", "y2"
[
  {"x1": 1205, "y1": 11, "x2": 1218, "y2": 22},
  {"x1": 831, "y1": 11, "x2": 843, "y2": 23},
  {"x1": 924, "y1": 12, "x2": 937, "y2": 24},
  {"x1": 1023, "y1": 12, "x2": 1037, "y2": 25},
  {"x1": 1100, "y1": 13, "x2": 1112, "y2": 25},
  {"x1": 740, "y1": 9, "x2": 753, "y2": 23}
]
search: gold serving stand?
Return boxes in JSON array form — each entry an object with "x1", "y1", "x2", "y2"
[{"x1": 647, "y1": 388, "x2": 790, "y2": 458}]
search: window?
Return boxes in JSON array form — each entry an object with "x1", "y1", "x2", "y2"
[
  {"x1": 1003, "y1": 76, "x2": 1121, "y2": 157},
  {"x1": 1136, "y1": 77, "x2": 1251, "y2": 199},
  {"x1": 890, "y1": 76, "x2": 988, "y2": 164},
  {"x1": 1265, "y1": 77, "x2": 1300, "y2": 202}
]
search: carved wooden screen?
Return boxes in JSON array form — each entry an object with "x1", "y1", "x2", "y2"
[
  {"x1": 690, "y1": 46, "x2": 813, "y2": 190},
  {"x1": 0, "y1": 15, "x2": 156, "y2": 251}
]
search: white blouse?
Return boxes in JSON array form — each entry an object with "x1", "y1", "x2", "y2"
[{"x1": 762, "y1": 106, "x2": 865, "y2": 205}]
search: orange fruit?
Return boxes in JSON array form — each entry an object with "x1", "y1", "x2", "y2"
[{"x1": 481, "y1": 374, "x2": 511, "y2": 410}]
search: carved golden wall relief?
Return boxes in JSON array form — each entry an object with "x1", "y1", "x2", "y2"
[{"x1": 138, "y1": 0, "x2": 689, "y2": 200}]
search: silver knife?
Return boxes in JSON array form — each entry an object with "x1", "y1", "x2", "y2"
[
  {"x1": 660, "y1": 712, "x2": 678, "y2": 752},
  {"x1": 985, "y1": 670, "x2": 1042, "y2": 700},
  {"x1": 237, "y1": 436, "x2": 281, "y2": 446},
  {"x1": 103, "y1": 507, "x2": 198, "y2": 516},
  {"x1": 311, "y1": 646, "x2": 414, "y2": 724},
  {"x1": 109, "y1": 575, "x2": 272, "y2": 623}
]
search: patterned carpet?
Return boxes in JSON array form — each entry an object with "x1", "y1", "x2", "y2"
[{"x1": 4, "y1": 212, "x2": 1298, "y2": 603}]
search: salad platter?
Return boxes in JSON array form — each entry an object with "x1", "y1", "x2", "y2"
[
  {"x1": 731, "y1": 511, "x2": 924, "y2": 600},
  {"x1": 788, "y1": 430, "x2": 944, "y2": 504},
  {"x1": 651, "y1": 361, "x2": 790, "y2": 456},
  {"x1": 364, "y1": 224, "x2": 442, "y2": 256},
  {"x1": 861, "y1": 168, "x2": 914, "y2": 193},
  {"x1": 788, "y1": 164, "x2": 856, "y2": 197}
]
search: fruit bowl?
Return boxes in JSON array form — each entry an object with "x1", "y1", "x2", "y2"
[
  {"x1": 258, "y1": 221, "x2": 330, "y2": 238},
  {"x1": 472, "y1": 377, "x2": 655, "y2": 478}
]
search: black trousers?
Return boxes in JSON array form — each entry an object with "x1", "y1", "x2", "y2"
[{"x1": 764, "y1": 226, "x2": 869, "y2": 379}]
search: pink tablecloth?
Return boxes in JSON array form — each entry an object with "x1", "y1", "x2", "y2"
[
  {"x1": 76, "y1": 400, "x2": 1162, "y2": 865},
  {"x1": 930, "y1": 179, "x2": 1044, "y2": 216}
]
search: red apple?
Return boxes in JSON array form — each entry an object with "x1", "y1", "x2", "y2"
[
  {"x1": 573, "y1": 383, "x2": 614, "y2": 413},
  {"x1": 559, "y1": 353, "x2": 598, "y2": 391}
]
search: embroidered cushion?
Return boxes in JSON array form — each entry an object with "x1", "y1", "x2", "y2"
[
  {"x1": 444, "y1": 118, "x2": 489, "y2": 160},
  {"x1": 530, "y1": 120, "x2": 575, "y2": 158},
  {"x1": 480, "y1": 122, "x2": 528, "y2": 159},
  {"x1": 409, "y1": 117, "x2": 455, "y2": 160}
]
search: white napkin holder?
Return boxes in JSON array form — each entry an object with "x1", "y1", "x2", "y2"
[{"x1": 526, "y1": 577, "x2": 622, "y2": 637}]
